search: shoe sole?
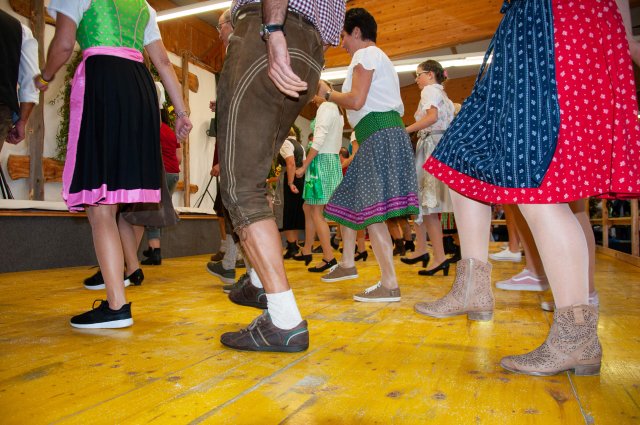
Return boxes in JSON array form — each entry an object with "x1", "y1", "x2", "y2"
[
  {"x1": 85, "y1": 279, "x2": 131, "y2": 290},
  {"x1": 489, "y1": 257, "x2": 522, "y2": 262},
  {"x1": 206, "y1": 265, "x2": 236, "y2": 284},
  {"x1": 353, "y1": 296, "x2": 400, "y2": 303},
  {"x1": 70, "y1": 318, "x2": 133, "y2": 329},
  {"x1": 221, "y1": 340, "x2": 308, "y2": 352},
  {"x1": 414, "y1": 305, "x2": 493, "y2": 321},
  {"x1": 321, "y1": 274, "x2": 359, "y2": 283},
  {"x1": 496, "y1": 282, "x2": 549, "y2": 291},
  {"x1": 499, "y1": 360, "x2": 601, "y2": 376}
]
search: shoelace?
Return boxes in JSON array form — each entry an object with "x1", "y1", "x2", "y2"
[
  {"x1": 327, "y1": 263, "x2": 339, "y2": 273},
  {"x1": 241, "y1": 312, "x2": 269, "y2": 333},
  {"x1": 363, "y1": 282, "x2": 382, "y2": 294}
]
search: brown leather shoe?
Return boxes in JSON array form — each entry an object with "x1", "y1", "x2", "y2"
[
  {"x1": 228, "y1": 278, "x2": 267, "y2": 309},
  {"x1": 220, "y1": 312, "x2": 309, "y2": 352}
]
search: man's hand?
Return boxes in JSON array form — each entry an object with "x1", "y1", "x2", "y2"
[
  {"x1": 295, "y1": 166, "x2": 306, "y2": 178},
  {"x1": 175, "y1": 116, "x2": 193, "y2": 141},
  {"x1": 288, "y1": 182, "x2": 299, "y2": 194},
  {"x1": 211, "y1": 163, "x2": 220, "y2": 177},
  {"x1": 5, "y1": 120, "x2": 27, "y2": 144},
  {"x1": 266, "y1": 32, "x2": 307, "y2": 98}
]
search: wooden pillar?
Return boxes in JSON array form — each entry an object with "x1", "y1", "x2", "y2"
[
  {"x1": 631, "y1": 199, "x2": 639, "y2": 257},
  {"x1": 28, "y1": 0, "x2": 45, "y2": 200},
  {"x1": 181, "y1": 52, "x2": 191, "y2": 207}
]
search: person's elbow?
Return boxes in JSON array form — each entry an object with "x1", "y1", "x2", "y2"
[
  {"x1": 350, "y1": 96, "x2": 366, "y2": 111},
  {"x1": 56, "y1": 37, "x2": 76, "y2": 58}
]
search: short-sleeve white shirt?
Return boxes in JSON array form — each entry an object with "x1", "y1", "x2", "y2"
[
  {"x1": 47, "y1": 0, "x2": 161, "y2": 46},
  {"x1": 414, "y1": 84, "x2": 455, "y2": 132},
  {"x1": 17, "y1": 25, "x2": 39, "y2": 104},
  {"x1": 342, "y1": 46, "x2": 404, "y2": 128},
  {"x1": 310, "y1": 102, "x2": 344, "y2": 154},
  {"x1": 279, "y1": 138, "x2": 306, "y2": 160}
]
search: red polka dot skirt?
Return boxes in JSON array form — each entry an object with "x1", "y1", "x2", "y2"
[{"x1": 425, "y1": 0, "x2": 640, "y2": 204}]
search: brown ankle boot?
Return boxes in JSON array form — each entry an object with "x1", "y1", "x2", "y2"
[
  {"x1": 414, "y1": 258, "x2": 493, "y2": 321},
  {"x1": 500, "y1": 304, "x2": 601, "y2": 376}
]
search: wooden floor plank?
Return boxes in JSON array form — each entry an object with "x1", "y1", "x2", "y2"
[{"x1": 0, "y1": 245, "x2": 638, "y2": 424}]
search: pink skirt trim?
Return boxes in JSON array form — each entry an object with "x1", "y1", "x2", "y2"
[{"x1": 66, "y1": 186, "x2": 161, "y2": 212}]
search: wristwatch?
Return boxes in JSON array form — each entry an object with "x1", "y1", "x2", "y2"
[
  {"x1": 324, "y1": 89, "x2": 333, "y2": 101},
  {"x1": 260, "y1": 23, "x2": 285, "y2": 41}
]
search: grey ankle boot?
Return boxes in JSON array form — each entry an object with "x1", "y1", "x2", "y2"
[
  {"x1": 414, "y1": 258, "x2": 493, "y2": 321},
  {"x1": 500, "y1": 304, "x2": 601, "y2": 376}
]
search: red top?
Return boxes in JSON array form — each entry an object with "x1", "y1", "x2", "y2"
[{"x1": 160, "y1": 123, "x2": 180, "y2": 173}]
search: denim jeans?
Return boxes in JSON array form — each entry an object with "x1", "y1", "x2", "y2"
[{"x1": 217, "y1": 4, "x2": 324, "y2": 232}]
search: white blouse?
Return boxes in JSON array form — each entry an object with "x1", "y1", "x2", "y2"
[
  {"x1": 342, "y1": 46, "x2": 404, "y2": 127},
  {"x1": 310, "y1": 102, "x2": 344, "y2": 154},
  {"x1": 414, "y1": 84, "x2": 455, "y2": 132}
]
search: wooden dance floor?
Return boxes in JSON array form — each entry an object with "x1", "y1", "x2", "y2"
[{"x1": 1, "y1": 247, "x2": 638, "y2": 424}]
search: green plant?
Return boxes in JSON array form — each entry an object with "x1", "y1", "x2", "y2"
[{"x1": 50, "y1": 50, "x2": 82, "y2": 162}]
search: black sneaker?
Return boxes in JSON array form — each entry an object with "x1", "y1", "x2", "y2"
[
  {"x1": 223, "y1": 273, "x2": 251, "y2": 294},
  {"x1": 220, "y1": 311, "x2": 309, "y2": 352},
  {"x1": 206, "y1": 261, "x2": 236, "y2": 284},
  {"x1": 228, "y1": 278, "x2": 267, "y2": 309},
  {"x1": 126, "y1": 268, "x2": 144, "y2": 286},
  {"x1": 70, "y1": 300, "x2": 133, "y2": 329},
  {"x1": 84, "y1": 269, "x2": 131, "y2": 290}
]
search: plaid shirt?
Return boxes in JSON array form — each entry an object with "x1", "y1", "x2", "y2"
[{"x1": 232, "y1": 0, "x2": 345, "y2": 46}]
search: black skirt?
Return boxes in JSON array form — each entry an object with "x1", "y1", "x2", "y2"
[
  {"x1": 280, "y1": 173, "x2": 305, "y2": 231},
  {"x1": 67, "y1": 55, "x2": 162, "y2": 207}
]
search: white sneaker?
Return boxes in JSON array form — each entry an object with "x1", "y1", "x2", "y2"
[
  {"x1": 541, "y1": 291, "x2": 599, "y2": 312},
  {"x1": 496, "y1": 269, "x2": 548, "y2": 291},
  {"x1": 489, "y1": 247, "x2": 522, "y2": 262}
]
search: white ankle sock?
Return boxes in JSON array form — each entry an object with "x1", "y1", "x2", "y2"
[
  {"x1": 249, "y1": 268, "x2": 263, "y2": 288},
  {"x1": 266, "y1": 290, "x2": 302, "y2": 330}
]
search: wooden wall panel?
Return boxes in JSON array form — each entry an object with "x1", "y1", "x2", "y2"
[
  {"x1": 148, "y1": 0, "x2": 225, "y2": 72},
  {"x1": 324, "y1": 0, "x2": 504, "y2": 68}
]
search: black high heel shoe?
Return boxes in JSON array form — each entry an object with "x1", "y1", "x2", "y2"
[
  {"x1": 392, "y1": 239, "x2": 406, "y2": 256},
  {"x1": 418, "y1": 260, "x2": 450, "y2": 276},
  {"x1": 142, "y1": 245, "x2": 153, "y2": 258},
  {"x1": 141, "y1": 248, "x2": 162, "y2": 265},
  {"x1": 404, "y1": 240, "x2": 415, "y2": 252},
  {"x1": 400, "y1": 253, "x2": 430, "y2": 268},
  {"x1": 283, "y1": 241, "x2": 300, "y2": 259},
  {"x1": 293, "y1": 253, "x2": 312, "y2": 266},
  {"x1": 354, "y1": 250, "x2": 368, "y2": 262},
  {"x1": 308, "y1": 258, "x2": 337, "y2": 273},
  {"x1": 330, "y1": 235, "x2": 341, "y2": 250}
]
